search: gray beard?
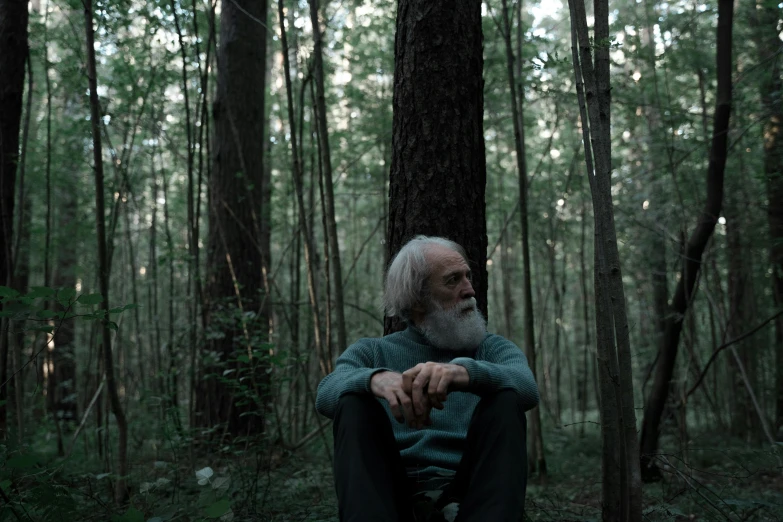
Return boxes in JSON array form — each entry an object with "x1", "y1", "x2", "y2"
[{"x1": 418, "y1": 298, "x2": 487, "y2": 352}]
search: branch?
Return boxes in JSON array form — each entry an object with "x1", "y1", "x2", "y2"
[{"x1": 686, "y1": 309, "x2": 783, "y2": 400}]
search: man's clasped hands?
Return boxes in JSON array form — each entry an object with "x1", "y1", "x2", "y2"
[{"x1": 369, "y1": 362, "x2": 471, "y2": 430}]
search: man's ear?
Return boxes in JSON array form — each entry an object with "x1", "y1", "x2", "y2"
[{"x1": 410, "y1": 302, "x2": 426, "y2": 325}]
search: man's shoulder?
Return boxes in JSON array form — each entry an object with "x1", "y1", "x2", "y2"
[
  {"x1": 478, "y1": 332, "x2": 520, "y2": 351},
  {"x1": 344, "y1": 329, "x2": 416, "y2": 355}
]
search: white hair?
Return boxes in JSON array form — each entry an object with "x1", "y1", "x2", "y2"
[{"x1": 383, "y1": 235, "x2": 467, "y2": 320}]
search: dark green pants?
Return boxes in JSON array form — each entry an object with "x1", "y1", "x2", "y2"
[{"x1": 332, "y1": 390, "x2": 528, "y2": 522}]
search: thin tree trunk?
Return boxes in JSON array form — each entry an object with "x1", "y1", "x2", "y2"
[
  {"x1": 277, "y1": 0, "x2": 327, "y2": 377},
  {"x1": 161, "y1": 164, "x2": 180, "y2": 428},
  {"x1": 639, "y1": 0, "x2": 734, "y2": 480},
  {"x1": 308, "y1": 0, "x2": 347, "y2": 355},
  {"x1": 569, "y1": 0, "x2": 643, "y2": 517},
  {"x1": 500, "y1": 0, "x2": 546, "y2": 478},
  {"x1": 84, "y1": 0, "x2": 128, "y2": 502}
]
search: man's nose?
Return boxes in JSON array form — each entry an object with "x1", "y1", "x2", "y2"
[{"x1": 460, "y1": 278, "x2": 475, "y2": 299}]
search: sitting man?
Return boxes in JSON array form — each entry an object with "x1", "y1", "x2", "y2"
[{"x1": 315, "y1": 235, "x2": 540, "y2": 522}]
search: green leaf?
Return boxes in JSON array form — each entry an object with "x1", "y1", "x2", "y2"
[
  {"x1": 123, "y1": 303, "x2": 139, "y2": 310},
  {"x1": 57, "y1": 287, "x2": 76, "y2": 303},
  {"x1": 0, "y1": 286, "x2": 19, "y2": 298},
  {"x1": 107, "y1": 321, "x2": 119, "y2": 331},
  {"x1": 112, "y1": 506, "x2": 144, "y2": 522},
  {"x1": 196, "y1": 467, "x2": 214, "y2": 485},
  {"x1": 77, "y1": 293, "x2": 104, "y2": 305},
  {"x1": 29, "y1": 324, "x2": 55, "y2": 334},
  {"x1": 204, "y1": 499, "x2": 231, "y2": 518},
  {"x1": 0, "y1": 479, "x2": 11, "y2": 492},
  {"x1": 36, "y1": 309, "x2": 58, "y2": 319},
  {"x1": 7, "y1": 453, "x2": 39, "y2": 469},
  {"x1": 27, "y1": 286, "x2": 55, "y2": 298}
]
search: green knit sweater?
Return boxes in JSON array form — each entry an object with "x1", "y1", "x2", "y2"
[{"x1": 315, "y1": 327, "x2": 540, "y2": 477}]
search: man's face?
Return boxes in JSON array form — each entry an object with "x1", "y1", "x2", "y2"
[
  {"x1": 415, "y1": 245, "x2": 486, "y2": 351},
  {"x1": 424, "y1": 245, "x2": 476, "y2": 312}
]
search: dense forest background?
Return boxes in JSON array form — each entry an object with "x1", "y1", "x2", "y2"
[{"x1": 0, "y1": 0, "x2": 782, "y2": 519}]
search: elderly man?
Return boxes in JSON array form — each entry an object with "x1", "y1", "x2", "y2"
[{"x1": 315, "y1": 236, "x2": 539, "y2": 522}]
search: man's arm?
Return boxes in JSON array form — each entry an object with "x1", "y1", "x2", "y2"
[
  {"x1": 314, "y1": 340, "x2": 390, "y2": 418},
  {"x1": 449, "y1": 334, "x2": 540, "y2": 410}
]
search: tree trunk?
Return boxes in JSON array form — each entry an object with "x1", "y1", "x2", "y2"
[
  {"x1": 500, "y1": 0, "x2": 547, "y2": 478},
  {"x1": 277, "y1": 0, "x2": 327, "y2": 377},
  {"x1": 385, "y1": 0, "x2": 488, "y2": 334},
  {"x1": 308, "y1": 0, "x2": 347, "y2": 356},
  {"x1": 569, "y1": 0, "x2": 644, "y2": 517},
  {"x1": 48, "y1": 181, "x2": 78, "y2": 426},
  {"x1": 198, "y1": 0, "x2": 268, "y2": 437},
  {"x1": 751, "y1": 0, "x2": 783, "y2": 440},
  {"x1": 84, "y1": 0, "x2": 129, "y2": 502},
  {"x1": 0, "y1": 0, "x2": 29, "y2": 440},
  {"x1": 639, "y1": 0, "x2": 734, "y2": 479}
]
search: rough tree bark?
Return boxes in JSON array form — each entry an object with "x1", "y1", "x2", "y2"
[
  {"x1": 569, "y1": 0, "x2": 643, "y2": 517},
  {"x1": 639, "y1": 0, "x2": 734, "y2": 479},
  {"x1": 500, "y1": 0, "x2": 547, "y2": 478},
  {"x1": 197, "y1": 0, "x2": 268, "y2": 436},
  {"x1": 84, "y1": 0, "x2": 129, "y2": 503},
  {"x1": 0, "y1": 0, "x2": 29, "y2": 440},
  {"x1": 385, "y1": 0, "x2": 488, "y2": 334}
]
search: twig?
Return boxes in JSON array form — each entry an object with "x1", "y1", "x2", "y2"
[
  {"x1": 66, "y1": 378, "x2": 105, "y2": 458},
  {"x1": 288, "y1": 420, "x2": 332, "y2": 451},
  {"x1": 686, "y1": 310, "x2": 783, "y2": 399}
]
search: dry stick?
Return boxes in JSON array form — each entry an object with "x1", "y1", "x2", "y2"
[
  {"x1": 656, "y1": 455, "x2": 736, "y2": 522},
  {"x1": 290, "y1": 419, "x2": 332, "y2": 451},
  {"x1": 728, "y1": 345, "x2": 779, "y2": 450},
  {"x1": 67, "y1": 378, "x2": 105, "y2": 458},
  {"x1": 0, "y1": 486, "x2": 26, "y2": 521},
  {"x1": 686, "y1": 310, "x2": 783, "y2": 399}
]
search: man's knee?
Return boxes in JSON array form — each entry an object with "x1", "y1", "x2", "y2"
[
  {"x1": 475, "y1": 390, "x2": 528, "y2": 429},
  {"x1": 334, "y1": 392, "x2": 389, "y2": 432}
]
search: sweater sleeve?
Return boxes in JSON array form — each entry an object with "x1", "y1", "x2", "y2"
[
  {"x1": 314, "y1": 339, "x2": 390, "y2": 419},
  {"x1": 449, "y1": 334, "x2": 540, "y2": 411}
]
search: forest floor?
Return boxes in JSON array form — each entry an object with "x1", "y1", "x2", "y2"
[
  {"x1": 256, "y1": 427, "x2": 783, "y2": 522},
  {"x1": 4, "y1": 417, "x2": 783, "y2": 521}
]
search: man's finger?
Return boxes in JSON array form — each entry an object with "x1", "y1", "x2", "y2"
[
  {"x1": 418, "y1": 396, "x2": 434, "y2": 428},
  {"x1": 386, "y1": 393, "x2": 404, "y2": 423},
  {"x1": 411, "y1": 367, "x2": 431, "y2": 416},
  {"x1": 435, "y1": 371, "x2": 450, "y2": 403},
  {"x1": 397, "y1": 390, "x2": 415, "y2": 425},
  {"x1": 402, "y1": 366, "x2": 421, "y2": 396},
  {"x1": 428, "y1": 372, "x2": 444, "y2": 409}
]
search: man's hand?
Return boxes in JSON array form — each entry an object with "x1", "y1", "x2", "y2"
[
  {"x1": 402, "y1": 363, "x2": 470, "y2": 427},
  {"x1": 370, "y1": 371, "x2": 428, "y2": 427}
]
